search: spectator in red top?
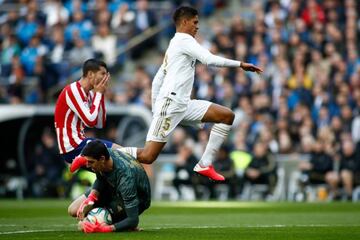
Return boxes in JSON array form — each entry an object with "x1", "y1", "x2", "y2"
[{"x1": 301, "y1": 0, "x2": 325, "y2": 27}]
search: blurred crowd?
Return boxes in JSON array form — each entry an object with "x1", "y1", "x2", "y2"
[
  {"x1": 1, "y1": 0, "x2": 360, "y2": 201},
  {"x1": 0, "y1": 0, "x2": 220, "y2": 104}
]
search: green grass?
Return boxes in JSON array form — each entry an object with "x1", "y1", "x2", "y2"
[{"x1": 0, "y1": 200, "x2": 359, "y2": 240}]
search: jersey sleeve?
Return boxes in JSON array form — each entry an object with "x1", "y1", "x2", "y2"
[
  {"x1": 181, "y1": 37, "x2": 241, "y2": 67},
  {"x1": 113, "y1": 169, "x2": 140, "y2": 231},
  {"x1": 65, "y1": 84, "x2": 103, "y2": 128},
  {"x1": 151, "y1": 63, "x2": 166, "y2": 110},
  {"x1": 95, "y1": 93, "x2": 106, "y2": 129},
  {"x1": 113, "y1": 206, "x2": 139, "y2": 231}
]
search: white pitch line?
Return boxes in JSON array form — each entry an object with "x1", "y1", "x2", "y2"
[
  {"x1": 147, "y1": 224, "x2": 360, "y2": 230},
  {"x1": 1, "y1": 224, "x2": 359, "y2": 235},
  {"x1": 0, "y1": 230, "x2": 55, "y2": 235}
]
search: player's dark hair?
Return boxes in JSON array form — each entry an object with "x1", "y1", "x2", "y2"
[
  {"x1": 82, "y1": 59, "x2": 108, "y2": 77},
  {"x1": 172, "y1": 6, "x2": 198, "y2": 26},
  {"x1": 81, "y1": 140, "x2": 110, "y2": 160}
]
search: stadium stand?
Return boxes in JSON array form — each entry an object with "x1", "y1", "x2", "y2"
[{"x1": 0, "y1": 0, "x2": 360, "y2": 201}]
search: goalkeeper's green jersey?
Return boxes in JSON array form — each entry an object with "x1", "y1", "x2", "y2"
[{"x1": 93, "y1": 148, "x2": 151, "y2": 219}]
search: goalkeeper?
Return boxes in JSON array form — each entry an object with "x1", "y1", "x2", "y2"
[{"x1": 67, "y1": 140, "x2": 151, "y2": 233}]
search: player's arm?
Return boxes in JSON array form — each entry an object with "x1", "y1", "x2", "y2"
[
  {"x1": 105, "y1": 171, "x2": 140, "y2": 232},
  {"x1": 65, "y1": 86, "x2": 103, "y2": 128},
  {"x1": 82, "y1": 172, "x2": 140, "y2": 233},
  {"x1": 65, "y1": 74, "x2": 109, "y2": 128},
  {"x1": 182, "y1": 37, "x2": 262, "y2": 72},
  {"x1": 112, "y1": 205, "x2": 139, "y2": 231},
  {"x1": 112, "y1": 171, "x2": 140, "y2": 231},
  {"x1": 77, "y1": 176, "x2": 104, "y2": 219}
]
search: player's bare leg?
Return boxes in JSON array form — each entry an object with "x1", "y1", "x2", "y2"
[
  {"x1": 193, "y1": 103, "x2": 234, "y2": 181},
  {"x1": 116, "y1": 141, "x2": 166, "y2": 164},
  {"x1": 136, "y1": 141, "x2": 167, "y2": 164},
  {"x1": 68, "y1": 194, "x2": 87, "y2": 217}
]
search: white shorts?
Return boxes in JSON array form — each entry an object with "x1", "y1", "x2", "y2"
[{"x1": 146, "y1": 98, "x2": 212, "y2": 142}]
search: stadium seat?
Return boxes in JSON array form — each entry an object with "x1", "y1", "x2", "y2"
[
  {"x1": 241, "y1": 168, "x2": 286, "y2": 201},
  {"x1": 154, "y1": 163, "x2": 178, "y2": 201},
  {"x1": 352, "y1": 186, "x2": 360, "y2": 202}
]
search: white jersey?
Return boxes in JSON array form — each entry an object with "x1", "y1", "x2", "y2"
[{"x1": 152, "y1": 32, "x2": 241, "y2": 109}]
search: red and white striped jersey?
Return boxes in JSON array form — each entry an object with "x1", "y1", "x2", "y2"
[{"x1": 54, "y1": 81, "x2": 106, "y2": 154}]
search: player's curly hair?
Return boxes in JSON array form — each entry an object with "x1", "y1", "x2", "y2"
[
  {"x1": 173, "y1": 6, "x2": 198, "y2": 26},
  {"x1": 81, "y1": 140, "x2": 110, "y2": 160}
]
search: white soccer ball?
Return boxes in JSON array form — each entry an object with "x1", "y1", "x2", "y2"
[{"x1": 85, "y1": 207, "x2": 112, "y2": 225}]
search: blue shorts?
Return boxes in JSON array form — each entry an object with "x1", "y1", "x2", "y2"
[{"x1": 60, "y1": 138, "x2": 113, "y2": 164}]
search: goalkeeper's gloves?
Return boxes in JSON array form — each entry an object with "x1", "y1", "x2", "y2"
[
  {"x1": 82, "y1": 221, "x2": 114, "y2": 233},
  {"x1": 70, "y1": 156, "x2": 88, "y2": 173},
  {"x1": 77, "y1": 192, "x2": 98, "y2": 220}
]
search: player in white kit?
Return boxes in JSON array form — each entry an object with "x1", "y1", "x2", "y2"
[
  {"x1": 130, "y1": 6, "x2": 263, "y2": 181},
  {"x1": 72, "y1": 6, "x2": 262, "y2": 181}
]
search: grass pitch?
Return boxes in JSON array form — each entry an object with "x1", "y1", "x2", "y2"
[{"x1": 0, "y1": 200, "x2": 359, "y2": 240}]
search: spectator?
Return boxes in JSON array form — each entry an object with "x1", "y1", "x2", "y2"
[
  {"x1": 22, "y1": 0, "x2": 46, "y2": 25},
  {"x1": 298, "y1": 140, "x2": 338, "y2": 199},
  {"x1": 43, "y1": 0, "x2": 69, "y2": 27},
  {"x1": 339, "y1": 138, "x2": 357, "y2": 200},
  {"x1": 211, "y1": 145, "x2": 237, "y2": 199},
  {"x1": 131, "y1": 0, "x2": 158, "y2": 59},
  {"x1": 111, "y1": 2, "x2": 135, "y2": 36},
  {"x1": 91, "y1": 23, "x2": 117, "y2": 68},
  {"x1": 64, "y1": 11, "x2": 93, "y2": 44},
  {"x1": 301, "y1": 0, "x2": 325, "y2": 27},
  {"x1": 230, "y1": 129, "x2": 252, "y2": 196},
  {"x1": 172, "y1": 138, "x2": 198, "y2": 200},
  {"x1": 20, "y1": 36, "x2": 48, "y2": 76},
  {"x1": 16, "y1": 12, "x2": 39, "y2": 45},
  {"x1": 164, "y1": 127, "x2": 187, "y2": 154},
  {"x1": 48, "y1": 26, "x2": 70, "y2": 83},
  {"x1": 64, "y1": 0, "x2": 87, "y2": 16},
  {"x1": 7, "y1": 56, "x2": 25, "y2": 104},
  {"x1": 1, "y1": 33, "x2": 20, "y2": 77},
  {"x1": 68, "y1": 37, "x2": 94, "y2": 71},
  {"x1": 28, "y1": 128, "x2": 65, "y2": 197},
  {"x1": 245, "y1": 141, "x2": 277, "y2": 197}
]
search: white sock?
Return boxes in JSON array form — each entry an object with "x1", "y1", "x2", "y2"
[
  {"x1": 118, "y1": 147, "x2": 137, "y2": 159},
  {"x1": 198, "y1": 123, "x2": 231, "y2": 167}
]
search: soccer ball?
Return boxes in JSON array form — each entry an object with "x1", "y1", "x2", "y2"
[{"x1": 85, "y1": 207, "x2": 112, "y2": 225}]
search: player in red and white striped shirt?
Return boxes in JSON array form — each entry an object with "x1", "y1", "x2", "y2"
[{"x1": 54, "y1": 59, "x2": 120, "y2": 163}]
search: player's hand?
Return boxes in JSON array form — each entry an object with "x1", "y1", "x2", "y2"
[
  {"x1": 76, "y1": 192, "x2": 98, "y2": 220},
  {"x1": 240, "y1": 62, "x2": 263, "y2": 73},
  {"x1": 81, "y1": 221, "x2": 97, "y2": 233},
  {"x1": 93, "y1": 73, "x2": 110, "y2": 94}
]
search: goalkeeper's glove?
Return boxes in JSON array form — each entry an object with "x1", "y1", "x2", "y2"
[
  {"x1": 82, "y1": 221, "x2": 113, "y2": 233},
  {"x1": 77, "y1": 192, "x2": 98, "y2": 220},
  {"x1": 70, "y1": 156, "x2": 88, "y2": 173}
]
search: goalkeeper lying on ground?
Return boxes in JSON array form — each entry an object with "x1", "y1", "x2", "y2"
[{"x1": 67, "y1": 140, "x2": 151, "y2": 233}]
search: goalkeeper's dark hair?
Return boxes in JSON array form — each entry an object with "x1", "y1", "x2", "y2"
[
  {"x1": 81, "y1": 140, "x2": 110, "y2": 160},
  {"x1": 173, "y1": 6, "x2": 198, "y2": 26},
  {"x1": 82, "y1": 58, "x2": 108, "y2": 77}
]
